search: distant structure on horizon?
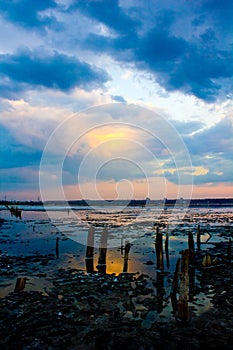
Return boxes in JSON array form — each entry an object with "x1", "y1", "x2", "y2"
[{"x1": 1, "y1": 197, "x2": 233, "y2": 207}]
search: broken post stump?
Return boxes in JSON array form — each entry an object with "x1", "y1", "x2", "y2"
[
  {"x1": 172, "y1": 257, "x2": 181, "y2": 294},
  {"x1": 121, "y1": 234, "x2": 124, "y2": 255},
  {"x1": 165, "y1": 224, "x2": 170, "y2": 269},
  {"x1": 155, "y1": 226, "x2": 164, "y2": 270},
  {"x1": 196, "y1": 224, "x2": 201, "y2": 251},
  {"x1": 123, "y1": 240, "x2": 131, "y2": 273},
  {"x1": 170, "y1": 257, "x2": 180, "y2": 317},
  {"x1": 56, "y1": 237, "x2": 60, "y2": 259},
  {"x1": 227, "y1": 238, "x2": 231, "y2": 261},
  {"x1": 177, "y1": 249, "x2": 189, "y2": 325},
  {"x1": 85, "y1": 226, "x2": 95, "y2": 273},
  {"x1": 188, "y1": 232, "x2": 194, "y2": 264},
  {"x1": 97, "y1": 227, "x2": 108, "y2": 274},
  {"x1": 14, "y1": 277, "x2": 26, "y2": 292}
]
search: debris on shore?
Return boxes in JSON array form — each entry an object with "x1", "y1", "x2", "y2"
[{"x1": 0, "y1": 241, "x2": 233, "y2": 350}]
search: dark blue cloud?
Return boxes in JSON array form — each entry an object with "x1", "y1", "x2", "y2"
[
  {"x1": 199, "y1": 0, "x2": 233, "y2": 32},
  {"x1": 171, "y1": 120, "x2": 204, "y2": 135},
  {"x1": 69, "y1": 0, "x2": 139, "y2": 35},
  {"x1": 0, "y1": 0, "x2": 232, "y2": 102},
  {"x1": 77, "y1": 1, "x2": 233, "y2": 102},
  {"x1": 85, "y1": 25, "x2": 232, "y2": 101},
  {"x1": 0, "y1": 0, "x2": 58, "y2": 31},
  {"x1": 0, "y1": 125, "x2": 42, "y2": 168},
  {"x1": 0, "y1": 49, "x2": 110, "y2": 93},
  {"x1": 186, "y1": 117, "x2": 233, "y2": 156},
  {"x1": 111, "y1": 95, "x2": 126, "y2": 103}
]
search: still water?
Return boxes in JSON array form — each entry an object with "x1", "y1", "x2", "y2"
[{"x1": 0, "y1": 205, "x2": 232, "y2": 318}]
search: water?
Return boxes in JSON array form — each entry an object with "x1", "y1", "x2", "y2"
[{"x1": 0, "y1": 205, "x2": 232, "y2": 319}]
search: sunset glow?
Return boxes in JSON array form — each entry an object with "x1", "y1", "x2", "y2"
[{"x1": 0, "y1": 1, "x2": 232, "y2": 201}]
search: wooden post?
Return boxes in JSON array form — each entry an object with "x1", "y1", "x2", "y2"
[
  {"x1": 227, "y1": 238, "x2": 231, "y2": 261},
  {"x1": 188, "y1": 232, "x2": 194, "y2": 264},
  {"x1": 196, "y1": 224, "x2": 201, "y2": 251},
  {"x1": 155, "y1": 226, "x2": 164, "y2": 270},
  {"x1": 165, "y1": 224, "x2": 170, "y2": 268},
  {"x1": 97, "y1": 227, "x2": 108, "y2": 274},
  {"x1": 172, "y1": 257, "x2": 180, "y2": 294},
  {"x1": 123, "y1": 241, "x2": 131, "y2": 273},
  {"x1": 56, "y1": 237, "x2": 60, "y2": 259},
  {"x1": 14, "y1": 277, "x2": 26, "y2": 292},
  {"x1": 177, "y1": 249, "x2": 189, "y2": 325},
  {"x1": 188, "y1": 265, "x2": 195, "y2": 302},
  {"x1": 85, "y1": 226, "x2": 95, "y2": 273},
  {"x1": 121, "y1": 234, "x2": 124, "y2": 255},
  {"x1": 170, "y1": 257, "x2": 180, "y2": 317}
]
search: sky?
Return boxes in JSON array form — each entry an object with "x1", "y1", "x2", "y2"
[{"x1": 0, "y1": 0, "x2": 233, "y2": 201}]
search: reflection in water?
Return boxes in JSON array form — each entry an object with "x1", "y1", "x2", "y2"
[
  {"x1": 156, "y1": 271, "x2": 164, "y2": 313},
  {"x1": 1, "y1": 207, "x2": 231, "y2": 322}
]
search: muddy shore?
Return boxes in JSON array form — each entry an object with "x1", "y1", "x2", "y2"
[{"x1": 0, "y1": 240, "x2": 233, "y2": 350}]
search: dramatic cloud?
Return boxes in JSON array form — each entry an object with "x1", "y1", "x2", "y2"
[
  {"x1": 0, "y1": 0, "x2": 58, "y2": 31},
  {"x1": 0, "y1": 0, "x2": 232, "y2": 199},
  {"x1": 80, "y1": 1, "x2": 232, "y2": 102},
  {"x1": 0, "y1": 49, "x2": 110, "y2": 96}
]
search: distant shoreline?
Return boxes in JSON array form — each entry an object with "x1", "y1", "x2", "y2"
[{"x1": 1, "y1": 198, "x2": 233, "y2": 208}]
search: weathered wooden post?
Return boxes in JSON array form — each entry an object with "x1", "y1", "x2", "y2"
[
  {"x1": 97, "y1": 227, "x2": 108, "y2": 274},
  {"x1": 172, "y1": 257, "x2": 180, "y2": 293},
  {"x1": 177, "y1": 249, "x2": 189, "y2": 325},
  {"x1": 227, "y1": 238, "x2": 231, "y2": 261},
  {"x1": 56, "y1": 237, "x2": 60, "y2": 259},
  {"x1": 85, "y1": 226, "x2": 95, "y2": 273},
  {"x1": 165, "y1": 224, "x2": 170, "y2": 268},
  {"x1": 188, "y1": 232, "x2": 194, "y2": 264},
  {"x1": 196, "y1": 224, "x2": 201, "y2": 250},
  {"x1": 155, "y1": 226, "x2": 164, "y2": 271},
  {"x1": 123, "y1": 240, "x2": 131, "y2": 273},
  {"x1": 14, "y1": 277, "x2": 26, "y2": 292},
  {"x1": 121, "y1": 234, "x2": 124, "y2": 255},
  {"x1": 155, "y1": 226, "x2": 165, "y2": 312},
  {"x1": 170, "y1": 257, "x2": 180, "y2": 316},
  {"x1": 188, "y1": 264, "x2": 195, "y2": 302}
]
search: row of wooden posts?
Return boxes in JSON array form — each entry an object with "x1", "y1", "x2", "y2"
[
  {"x1": 6, "y1": 205, "x2": 22, "y2": 220},
  {"x1": 85, "y1": 226, "x2": 131, "y2": 274},
  {"x1": 14, "y1": 223, "x2": 232, "y2": 327}
]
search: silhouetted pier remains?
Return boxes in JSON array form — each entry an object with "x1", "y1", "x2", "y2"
[
  {"x1": 85, "y1": 226, "x2": 95, "y2": 273},
  {"x1": 123, "y1": 240, "x2": 131, "y2": 273},
  {"x1": 96, "y1": 227, "x2": 108, "y2": 274}
]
